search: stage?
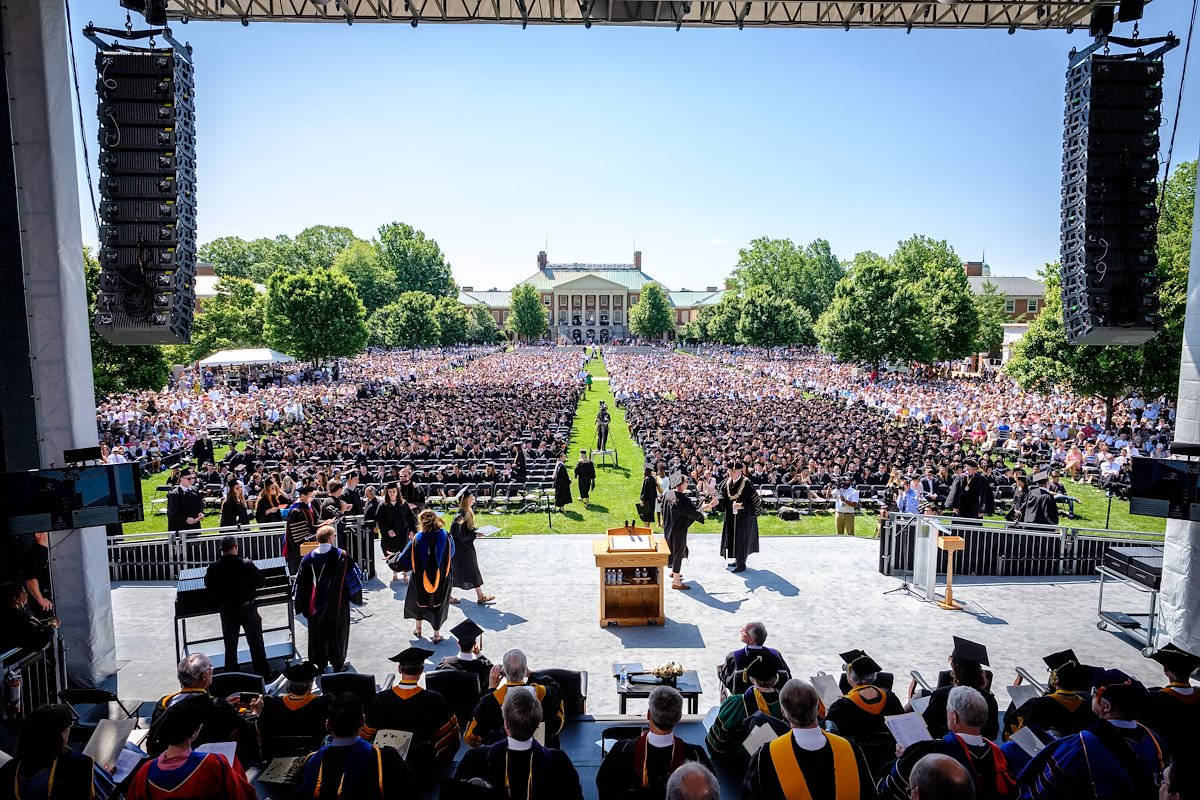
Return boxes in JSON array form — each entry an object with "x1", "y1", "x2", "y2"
[{"x1": 111, "y1": 532, "x2": 1171, "y2": 716}]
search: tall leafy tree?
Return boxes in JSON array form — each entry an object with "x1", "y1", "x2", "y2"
[
  {"x1": 294, "y1": 225, "x2": 360, "y2": 271},
  {"x1": 730, "y1": 237, "x2": 844, "y2": 321},
  {"x1": 816, "y1": 251, "x2": 930, "y2": 371},
  {"x1": 368, "y1": 292, "x2": 440, "y2": 348},
  {"x1": 84, "y1": 247, "x2": 170, "y2": 397},
  {"x1": 186, "y1": 277, "x2": 266, "y2": 362},
  {"x1": 1142, "y1": 160, "x2": 1196, "y2": 397},
  {"x1": 628, "y1": 283, "x2": 674, "y2": 340},
  {"x1": 708, "y1": 293, "x2": 745, "y2": 344},
  {"x1": 333, "y1": 240, "x2": 397, "y2": 314},
  {"x1": 376, "y1": 222, "x2": 457, "y2": 297},
  {"x1": 433, "y1": 296, "x2": 469, "y2": 345},
  {"x1": 1006, "y1": 264, "x2": 1144, "y2": 425},
  {"x1": 198, "y1": 236, "x2": 256, "y2": 279},
  {"x1": 736, "y1": 285, "x2": 814, "y2": 350},
  {"x1": 507, "y1": 284, "x2": 548, "y2": 342},
  {"x1": 972, "y1": 281, "x2": 1008, "y2": 357},
  {"x1": 891, "y1": 235, "x2": 979, "y2": 363},
  {"x1": 264, "y1": 267, "x2": 368, "y2": 362},
  {"x1": 466, "y1": 304, "x2": 502, "y2": 344}
]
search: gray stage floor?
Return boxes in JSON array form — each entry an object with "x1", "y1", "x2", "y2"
[{"x1": 111, "y1": 533, "x2": 1171, "y2": 716}]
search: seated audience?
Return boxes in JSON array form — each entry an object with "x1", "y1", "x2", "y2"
[
  {"x1": 437, "y1": 618, "x2": 493, "y2": 687},
  {"x1": 743, "y1": 678, "x2": 876, "y2": 800},
  {"x1": 717, "y1": 622, "x2": 791, "y2": 696},
  {"x1": 465, "y1": 648, "x2": 564, "y2": 748},
  {"x1": 127, "y1": 703, "x2": 255, "y2": 800},
  {"x1": 364, "y1": 647, "x2": 460, "y2": 770},
  {"x1": 147, "y1": 654, "x2": 256, "y2": 763},
  {"x1": 455, "y1": 688, "x2": 583, "y2": 799},
  {"x1": 1145, "y1": 642, "x2": 1200, "y2": 758},
  {"x1": 666, "y1": 762, "x2": 721, "y2": 800},
  {"x1": 917, "y1": 637, "x2": 1000, "y2": 741},
  {"x1": 706, "y1": 650, "x2": 788, "y2": 762},
  {"x1": 908, "y1": 753, "x2": 975, "y2": 800},
  {"x1": 596, "y1": 686, "x2": 713, "y2": 800},
  {"x1": 257, "y1": 661, "x2": 332, "y2": 758},
  {"x1": 0, "y1": 704, "x2": 100, "y2": 799},
  {"x1": 825, "y1": 653, "x2": 904, "y2": 777},
  {"x1": 297, "y1": 692, "x2": 410, "y2": 799}
]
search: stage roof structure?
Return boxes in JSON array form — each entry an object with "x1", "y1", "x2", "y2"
[{"x1": 157, "y1": 0, "x2": 1130, "y2": 31}]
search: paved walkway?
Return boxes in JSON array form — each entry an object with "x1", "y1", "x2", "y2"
[{"x1": 111, "y1": 534, "x2": 1166, "y2": 715}]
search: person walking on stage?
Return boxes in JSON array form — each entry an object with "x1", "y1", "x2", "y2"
[
  {"x1": 283, "y1": 484, "x2": 317, "y2": 577},
  {"x1": 294, "y1": 524, "x2": 364, "y2": 673},
  {"x1": 391, "y1": 509, "x2": 454, "y2": 642},
  {"x1": 377, "y1": 482, "x2": 416, "y2": 582},
  {"x1": 553, "y1": 452, "x2": 573, "y2": 510},
  {"x1": 662, "y1": 473, "x2": 705, "y2": 591},
  {"x1": 449, "y1": 489, "x2": 495, "y2": 605},
  {"x1": 712, "y1": 461, "x2": 761, "y2": 574},
  {"x1": 167, "y1": 467, "x2": 205, "y2": 533},
  {"x1": 203, "y1": 536, "x2": 270, "y2": 678},
  {"x1": 574, "y1": 449, "x2": 596, "y2": 507}
]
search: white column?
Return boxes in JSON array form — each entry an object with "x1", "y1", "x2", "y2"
[
  {"x1": 3, "y1": 0, "x2": 116, "y2": 686},
  {"x1": 1160, "y1": 141, "x2": 1200, "y2": 655}
]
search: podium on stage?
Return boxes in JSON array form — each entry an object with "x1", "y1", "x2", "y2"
[
  {"x1": 593, "y1": 527, "x2": 668, "y2": 627},
  {"x1": 937, "y1": 535, "x2": 966, "y2": 610}
]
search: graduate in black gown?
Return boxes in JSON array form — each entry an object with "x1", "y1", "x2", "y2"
[
  {"x1": 637, "y1": 467, "x2": 658, "y2": 524},
  {"x1": 293, "y1": 524, "x2": 364, "y2": 673},
  {"x1": 595, "y1": 686, "x2": 712, "y2": 800},
  {"x1": 376, "y1": 483, "x2": 416, "y2": 581},
  {"x1": 553, "y1": 453, "x2": 572, "y2": 509},
  {"x1": 437, "y1": 618, "x2": 494, "y2": 687},
  {"x1": 391, "y1": 509, "x2": 454, "y2": 641},
  {"x1": 257, "y1": 661, "x2": 332, "y2": 759},
  {"x1": 918, "y1": 637, "x2": 1000, "y2": 741},
  {"x1": 1144, "y1": 641, "x2": 1200, "y2": 758},
  {"x1": 824, "y1": 654, "x2": 904, "y2": 778},
  {"x1": 716, "y1": 461, "x2": 761, "y2": 573},
  {"x1": 364, "y1": 647, "x2": 460, "y2": 773},
  {"x1": 450, "y1": 490, "x2": 495, "y2": 605},
  {"x1": 573, "y1": 450, "x2": 596, "y2": 505},
  {"x1": 1001, "y1": 649, "x2": 1096, "y2": 743},
  {"x1": 661, "y1": 472, "x2": 705, "y2": 591},
  {"x1": 454, "y1": 688, "x2": 583, "y2": 800},
  {"x1": 298, "y1": 692, "x2": 410, "y2": 800}
]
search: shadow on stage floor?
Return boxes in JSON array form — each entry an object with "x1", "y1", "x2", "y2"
[{"x1": 603, "y1": 620, "x2": 705, "y2": 649}]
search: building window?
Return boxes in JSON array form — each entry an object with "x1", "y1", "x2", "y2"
[
  {"x1": 558, "y1": 310, "x2": 567, "y2": 324},
  {"x1": 613, "y1": 296, "x2": 623, "y2": 308},
  {"x1": 600, "y1": 312, "x2": 609, "y2": 325},
  {"x1": 1004, "y1": 299, "x2": 1015, "y2": 314},
  {"x1": 613, "y1": 310, "x2": 622, "y2": 324},
  {"x1": 558, "y1": 295, "x2": 568, "y2": 308},
  {"x1": 600, "y1": 295, "x2": 609, "y2": 308},
  {"x1": 543, "y1": 296, "x2": 551, "y2": 306},
  {"x1": 1027, "y1": 299, "x2": 1038, "y2": 313}
]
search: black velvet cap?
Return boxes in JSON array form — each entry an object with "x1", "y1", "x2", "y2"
[
  {"x1": 839, "y1": 649, "x2": 866, "y2": 665},
  {"x1": 849, "y1": 654, "x2": 882, "y2": 676},
  {"x1": 951, "y1": 636, "x2": 989, "y2": 666},
  {"x1": 1043, "y1": 649, "x2": 1079, "y2": 671},
  {"x1": 283, "y1": 661, "x2": 320, "y2": 682},
  {"x1": 450, "y1": 619, "x2": 484, "y2": 647},
  {"x1": 1150, "y1": 642, "x2": 1200, "y2": 677},
  {"x1": 389, "y1": 647, "x2": 434, "y2": 671}
]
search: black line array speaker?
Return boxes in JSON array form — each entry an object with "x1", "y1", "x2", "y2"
[
  {"x1": 1060, "y1": 53, "x2": 1163, "y2": 345},
  {"x1": 94, "y1": 46, "x2": 196, "y2": 345}
]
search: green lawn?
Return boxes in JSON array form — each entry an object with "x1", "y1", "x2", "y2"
[{"x1": 122, "y1": 445, "x2": 229, "y2": 537}]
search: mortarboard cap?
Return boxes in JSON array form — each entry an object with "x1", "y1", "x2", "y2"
[
  {"x1": 951, "y1": 636, "x2": 989, "y2": 666},
  {"x1": 839, "y1": 649, "x2": 866, "y2": 666},
  {"x1": 450, "y1": 618, "x2": 484, "y2": 647},
  {"x1": 389, "y1": 647, "x2": 434, "y2": 672},
  {"x1": 849, "y1": 654, "x2": 883, "y2": 677},
  {"x1": 1149, "y1": 642, "x2": 1200, "y2": 678},
  {"x1": 964, "y1": 458, "x2": 979, "y2": 469},
  {"x1": 744, "y1": 651, "x2": 784, "y2": 683},
  {"x1": 1031, "y1": 471, "x2": 1050, "y2": 483},
  {"x1": 283, "y1": 661, "x2": 320, "y2": 683},
  {"x1": 669, "y1": 473, "x2": 687, "y2": 488},
  {"x1": 1093, "y1": 669, "x2": 1148, "y2": 713},
  {"x1": 179, "y1": 467, "x2": 194, "y2": 477},
  {"x1": 1043, "y1": 649, "x2": 1079, "y2": 672}
]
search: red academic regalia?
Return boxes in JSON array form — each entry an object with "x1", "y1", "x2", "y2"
[{"x1": 126, "y1": 751, "x2": 254, "y2": 800}]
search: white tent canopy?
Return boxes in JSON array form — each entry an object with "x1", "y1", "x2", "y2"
[{"x1": 197, "y1": 348, "x2": 295, "y2": 367}]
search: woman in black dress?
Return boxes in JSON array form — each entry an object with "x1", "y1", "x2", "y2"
[
  {"x1": 573, "y1": 449, "x2": 596, "y2": 506},
  {"x1": 220, "y1": 481, "x2": 251, "y2": 528},
  {"x1": 449, "y1": 490, "x2": 495, "y2": 605},
  {"x1": 376, "y1": 483, "x2": 416, "y2": 581}
]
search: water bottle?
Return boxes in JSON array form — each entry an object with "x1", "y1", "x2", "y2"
[{"x1": 619, "y1": 665, "x2": 629, "y2": 689}]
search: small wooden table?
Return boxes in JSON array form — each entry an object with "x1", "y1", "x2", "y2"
[
  {"x1": 937, "y1": 534, "x2": 966, "y2": 610},
  {"x1": 612, "y1": 663, "x2": 702, "y2": 713},
  {"x1": 593, "y1": 531, "x2": 668, "y2": 627}
]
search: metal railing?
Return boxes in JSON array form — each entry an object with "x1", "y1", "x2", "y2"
[
  {"x1": 1, "y1": 633, "x2": 66, "y2": 721},
  {"x1": 107, "y1": 515, "x2": 376, "y2": 583},
  {"x1": 878, "y1": 512, "x2": 1162, "y2": 578}
]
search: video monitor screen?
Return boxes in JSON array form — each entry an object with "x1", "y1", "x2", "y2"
[
  {"x1": 1128, "y1": 457, "x2": 1200, "y2": 521},
  {"x1": 1, "y1": 463, "x2": 143, "y2": 534}
]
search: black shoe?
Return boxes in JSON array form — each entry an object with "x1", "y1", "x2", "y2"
[
  {"x1": 731, "y1": 565, "x2": 747, "y2": 574},
  {"x1": 727, "y1": 562, "x2": 738, "y2": 569}
]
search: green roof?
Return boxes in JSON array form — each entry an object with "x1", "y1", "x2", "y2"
[
  {"x1": 519, "y1": 264, "x2": 657, "y2": 292},
  {"x1": 668, "y1": 289, "x2": 725, "y2": 307},
  {"x1": 459, "y1": 289, "x2": 512, "y2": 307}
]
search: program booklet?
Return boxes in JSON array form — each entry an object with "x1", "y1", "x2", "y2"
[
  {"x1": 374, "y1": 729, "x2": 414, "y2": 759},
  {"x1": 260, "y1": 756, "x2": 306, "y2": 785}
]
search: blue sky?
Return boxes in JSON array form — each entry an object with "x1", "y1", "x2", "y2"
[{"x1": 72, "y1": 0, "x2": 1197, "y2": 290}]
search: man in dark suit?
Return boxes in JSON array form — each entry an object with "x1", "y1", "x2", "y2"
[
  {"x1": 596, "y1": 686, "x2": 712, "y2": 800},
  {"x1": 203, "y1": 536, "x2": 269, "y2": 678},
  {"x1": 167, "y1": 468, "x2": 205, "y2": 532},
  {"x1": 944, "y1": 459, "x2": 993, "y2": 519},
  {"x1": 191, "y1": 431, "x2": 215, "y2": 466}
]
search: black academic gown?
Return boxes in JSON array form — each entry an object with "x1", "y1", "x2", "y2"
[
  {"x1": 553, "y1": 463, "x2": 572, "y2": 507},
  {"x1": 257, "y1": 692, "x2": 332, "y2": 759},
  {"x1": 437, "y1": 653, "x2": 494, "y2": 688},
  {"x1": 1145, "y1": 684, "x2": 1200, "y2": 757},
  {"x1": 0, "y1": 753, "x2": 97, "y2": 800},
  {"x1": 148, "y1": 688, "x2": 258, "y2": 764},
  {"x1": 595, "y1": 733, "x2": 712, "y2": 800},
  {"x1": 825, "y1": 687, "x2": 905, "y2": 778},
  {"x1": 450, "y1": 513, "x2": 485, "y2": 590},
  {"x1": 923, "y1": 685, "x2": 1000, "y2": 741},
  {"x1": 945, "y1": 473, "x2": 993, "y2": 519},
  {"x1": 574, "y1": 461, "x2": 596, "y2": 500},
  {"x1": 376, "y1": 501, "x2": 416, "y2": 557},
  {"x1": 661, "y1": 489, "x2": 704, "y2": 574},
  {"x1": 293, "y1": 547, "x2": 364, "y2": 672},
  {"x1": 454, "y1": 740, "x2": 583, "y2": 800},
  {"x1": 393, "y1": 529, "x2": 454, "y2": 629},
  {"x1": 465, "y1": 681, "x2": 565, "y2": 749},
  {"x1": 364, "y1": 683, "x2": 460, "y2": 769},
  {"x1": 743, "y1": 731, "x2": 877, "y2": 800},
  {"x1": 1003, "y1": 690, "x2": 1095, "y2": 741},
  {"x1": 638, "y1": 477, "x2": 658, "y2": 523},
  {"x1": 718, "y1": 646, "x2": 792, "y2": 695},
  {"x1": 1021, "y1": 487, "x2": 1060, "y2": 526},
  {"x1": 717, "y1": 476, "x2": 761, "y2": 566},
  {"x1": 877, "y1": 733, "x2": 1014, "y2": 800},
  {"x1": 297, "y1": 737, "x2": 410, "y2": 800}
]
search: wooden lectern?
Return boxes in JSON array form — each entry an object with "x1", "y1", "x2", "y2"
[
  {"x1": 593, "y1": 527, "x2": 668, "y2": 627},
  {"x1": 937, "y1": 535, "x2": 966, "y2": 610}
]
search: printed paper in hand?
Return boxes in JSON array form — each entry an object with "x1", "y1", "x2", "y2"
[
  {"x1": 111, "y1": 748, "x2": 144, "y2": 784},
  {"x1": 910, "y1": 694, "x2": 932, "y2": 714},
  {"x1": 83, "y1": 718, "x2": 138, "y2": 766},
  {"x1": 1007, "y1": 683, "x2": 1042, "y2": 710},
  {"x1": 476, "y1": 526, "x2": 502, "y2": 537},
  {"x1": 374, "y1": 729, "x2": 414, "y2": 759},
  {"x1": 885, "y1": 713, "x2": 933, "y2": 749},
  {"x1": 534, "y1": 722, "x2": 546, "y2": 746},
  {"x1": 1009, "y1": 726, "x2": 1047, "y2": 757},
  {"x1": 196, "y1": 741, "x2": 238, "y2": 766},
  {"x1": 742, "y1": 723, "x2": 778, "y2": 756},
  {"x1": 701, "y1": 707, "x2": 719, "y2": 732},
  {"x1": 810, "y1": 673, "x2": 843, "y2": 710},
  {"x1": 260, "y1": 756, "x2": 306, "y2": 785}
]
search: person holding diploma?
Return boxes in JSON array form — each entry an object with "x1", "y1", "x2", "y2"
[
  {"x1": 449, "y1": 489, "x2": 495, "y2": 605},
  {"x1": 363, "y1": 647, "x2": 460, "y2": 774},
  {"x1": 662, "y1": 473, "x2": 705, "y2": 590}
]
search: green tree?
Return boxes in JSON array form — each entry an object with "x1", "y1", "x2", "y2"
[
  {"x1": 735, "y1": 285, "x2": 814, "y2": 350},
  {"x1": 198, "y1": 236, "x2": 256, "y2": 279},
  {"x1": 891, "y1": 235, "x2": 979, "y2": 363},
  {"x1": 294, "y1": 225, "x2": 359, "y2": 271},
  {"x1": 84, "y1": 246, "x2": 170, "y2": 397},
  {"x1": 628, "y1": 283, "x2": 674, "y2": 340},
  {"x1": 1142, "y1": 160, "x2": 1196, "y2": 397},
  {"x1": 973, "y1": 281, "x2": 1008, "y2": 357},
  {"x1": 377, "y1": 222, "x2": 457, "y2": 297},
  {"x1": 367, "y1": 292, "x2": 441, "y2": 348},
  {"x1": 264, "y1": 267, "x2": 368, "y2": 362},
  {"x1": 466, "y1": 304, "x2": 502, "y2": 344},
  {"x1": 730, "y1": 237, "x2": 844, "y2": 321},
  {"x1": 186, "y1": 277, "x2": 266, "y2": 362},
  {"x1": 333, "y1": 240, "x2": 397, "y2": 314},
  {"x1": 708, "y1": 293, "x2": 745, "y2": 344},
  {"x1": 1006, "y1": 264, "x2": 1144, "y2": 425},
  {"x1": 816, "y1": 251, "x2": 931, "y2": 371},
  {"x1": 433, "y1": 296, "x2": 469, "y2": 345},
  {"x1": 507, "y1": 284, "x2": 548, "y2": 343}
]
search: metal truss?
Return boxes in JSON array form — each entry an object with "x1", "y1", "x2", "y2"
[{"x1": 160, "y1": 0, "x2": 1125, "y2": 31}]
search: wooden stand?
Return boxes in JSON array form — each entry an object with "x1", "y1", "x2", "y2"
[
  {"x1": 594, "y1": 529, "x2": 667, "y2": 627},
  {"x1": 937, "y1": 535, "x2": 965, "y2": 611}
]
